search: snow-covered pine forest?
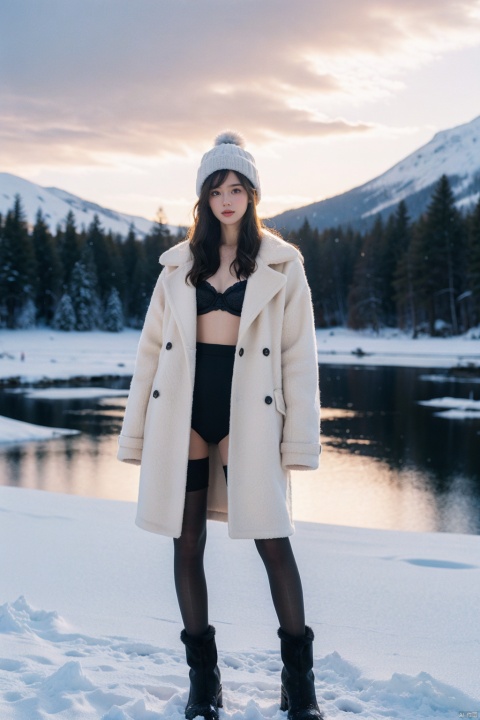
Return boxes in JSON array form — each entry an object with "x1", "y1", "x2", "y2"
[
  {"x1": 1, "y1": 173, "x2": 479, "y2": 335},
  {"x1": 0, "y1": 199, "x2": 181, "y2": 332}
]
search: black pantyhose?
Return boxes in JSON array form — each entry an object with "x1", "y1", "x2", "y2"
[
  {"x1": 255, "y1": 537, "x2": 306, "y2": 637},
  {"x1": 173, "y1": 489, "x2": 305, "y2": 639},
  {"x1": 173, "y1": 488, "x2": 209, "y2": 637}
]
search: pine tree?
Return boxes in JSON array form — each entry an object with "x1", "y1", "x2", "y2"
[
  {"x1": 407, "y1": 215, "x2": 432, "y2": 334},
  {"x1": 0, "y1": 195, "x2": 37, "y2": 328},
  {"x1": 32, "y1": 209, "x2": 63, "y2": 325},
  {"x1": 312, "y1": 229, "x2": 337, "y2": 327},
  {"x1": 348, "y1": 216, "x2": 385, "y2": 331},
  {"x1": 121, "y1": 225, "x2": 143, "y2": 325},
  {"x1": 418, "y1": 175, "x2": 466, "y2": 334},
  {"x1": 57, "y1": 211, "x2": 81, "y2": 288},
  {"x1": 106, "y1": 230, "x2": 127, "y2": 304},
  {"x1": 467, "y1": 198, "x2": 480, "y2": 327},
  {"x1": 103, "y1": 287, "x2": 124, "y2": 332},
  {"x1": 52, "y1": 293, "x2": 77, "y2": 331},
  {"x1": 128, "y1": 248, "x2": 150, "y2": 326},
  {"x1": 381, "y1": 215, "x2": 400, "y2": 325},
  {"x1": 86, "y1": 215, "x2": 115, "y2": 302},
  {"x1": 69, "y1": 245, "x2": 102, "y2": 330},
  {"x1": 339, "y1": 227, "x2": 362, "y2": 324},
  {"x1": 149, "y1": 207, "x2": 174, "y2": 257},
  {"x1": 143, "y1": 208, "x2": 174, "y2": 299},
  {"x1": 123, "y1": 224, "x2": 138, "y2": 281},
  {"x1": 391, "y1": 202, "x2": 416, "y2": 330},
  {"x1": 16, "y1": 298, "x2": 37, "y2": 328},
  {"x1": 293, "y1": 220, "x2": 322, "y2": 323}
]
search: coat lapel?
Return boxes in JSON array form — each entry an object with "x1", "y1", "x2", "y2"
[
  {"x1": 237, "y1": 256, "x2": 286, "y2": 343},
  {"x1": 163, "y1": 261, "x2": 197, "y2": 388}
]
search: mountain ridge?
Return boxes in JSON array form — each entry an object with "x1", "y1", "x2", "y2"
[
  {"x1": 268, "y1": 114, "x2": 480, "y2": 233},
  {"x1": 0, "y1": 173, "x2": 167, "y2": 238}
]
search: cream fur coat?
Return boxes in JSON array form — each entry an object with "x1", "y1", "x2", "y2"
[{"x1": 117, "y1": 230, "x2": 321, "y2": 539}]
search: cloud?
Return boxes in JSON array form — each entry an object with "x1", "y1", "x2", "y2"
[{"x1": 1, "y1": 0, "x2": 479, "y2": 169}]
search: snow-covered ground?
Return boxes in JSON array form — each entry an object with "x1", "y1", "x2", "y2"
[
  {"x1": 1, "y1": 327, "x2": 480, "y2": 389},
  {"x1": 315, "y1": 327, "x2": 480, "y2": 368},
  {"x1": 0, "y1": 486, "x2": 479, "y2": 719},
  {"x1": 19, "y1": 387, "x2": 128, "y2": 401},
  {"x1": 0, "y1": 329, "x2": 139, "y2": 385}
]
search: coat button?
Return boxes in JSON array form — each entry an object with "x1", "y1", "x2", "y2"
[
  {"x1": 264, "y1": 395, "x2": 273, "y2": 405},
  {"x1": 262, "y1": 348, "x2": 270, "y2": 356},
  {"x1": 166, "y1": 342, "x2": 172, "y2": 350},
  {"x1": 239, "y1": 348, "x2": 244, "y2": 356},
  {"x1": 152, "y1": 390, "x2": 160, "y2": 398}
]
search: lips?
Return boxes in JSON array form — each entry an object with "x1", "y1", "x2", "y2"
[{"x1": 222, "y1": 211, "x2": 234, "y2": 216}]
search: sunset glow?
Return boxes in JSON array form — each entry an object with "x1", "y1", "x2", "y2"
[{"x1": 1, "y1": 0, "x2": 480, "y2": 226}]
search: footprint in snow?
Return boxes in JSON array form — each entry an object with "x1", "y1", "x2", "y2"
[
  {"x1": 381, "y1": 557, "x2": 478, "y2": 570},
  {"x1": 403, "y1": 558, "x2": 478, "y2": 570}
]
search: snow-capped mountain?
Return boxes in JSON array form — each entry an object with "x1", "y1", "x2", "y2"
[
  {"x1": 0, "y1": 173, "x2": 162, "y2": 238},
  {"x1": 269, "y1": 115, "x2": 480, "y2": 232}
]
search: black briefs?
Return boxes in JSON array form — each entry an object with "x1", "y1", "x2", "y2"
[{"x1": 191, "y1": 342, "x2": 235, "y2": 445}]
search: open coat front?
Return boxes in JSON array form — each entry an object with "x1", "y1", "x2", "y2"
[{"x1": 117, "y1": 230, "x2": 321, "y2": 539}]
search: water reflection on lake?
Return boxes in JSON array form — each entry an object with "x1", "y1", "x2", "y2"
[
  {"x1": 0, "y1": 391, "x2": 137, "y2": 501},
  {"x1": 0, "y1": 364, "x2": 479, "y2": 535}
]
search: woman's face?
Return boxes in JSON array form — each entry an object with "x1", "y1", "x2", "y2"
[{"x1": 208, "y1": 171, "x2": 249, "y2": 229}]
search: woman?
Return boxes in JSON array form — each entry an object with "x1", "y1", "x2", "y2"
[{"x1": 117, "y1": 132, "x2": 323, "y2": 720}]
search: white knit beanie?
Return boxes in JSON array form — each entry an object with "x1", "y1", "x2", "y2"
[{"x1": 196, "y1": 131, "x2": 261, "y2": 202}]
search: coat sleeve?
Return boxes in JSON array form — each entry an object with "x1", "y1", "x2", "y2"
[
  {"x1": 117, "y1": 268, "x2": 166, "y2": 464},
  {"x1": 280, "y1": 257, "x2": 321, "y2": 470}
]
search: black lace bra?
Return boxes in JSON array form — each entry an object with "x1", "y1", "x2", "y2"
[{"x1": 196, "y1": 278, "x2": 247, "y2": 317}]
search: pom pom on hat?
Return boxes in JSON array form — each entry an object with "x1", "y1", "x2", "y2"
[
  {"x1": 214, "y1": 131, "x2": 245, "y2": 148},
  {"x1": 196, "y1": 130, "x2": 261, "y2": 201}
]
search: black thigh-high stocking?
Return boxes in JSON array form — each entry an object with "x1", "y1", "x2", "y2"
[
  {"x1": 173, "y1": 488, "x2": 209, "y2": 637},
  {"x1": 255, "y1": 537, "x2": 306, "y2": 637}
]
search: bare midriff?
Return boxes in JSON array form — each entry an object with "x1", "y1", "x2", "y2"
[{"x1": 196, "y1": 311, "x2": 241, "y2": 346}]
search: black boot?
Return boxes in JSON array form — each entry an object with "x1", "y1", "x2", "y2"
[
  {"x1": 180, "y1": 625, "x2": 223, "y2": 720},
  {"x1": 278, "y1": 626, "x2": 325, "y2": 720}
]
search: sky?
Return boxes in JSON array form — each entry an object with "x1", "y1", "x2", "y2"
[{"x1": 1, "y1": 0, "x2": 480, "y2": 227}]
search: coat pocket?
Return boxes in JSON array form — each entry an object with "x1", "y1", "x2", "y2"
[{"x1": 273, "y1": 388, "x2": 286, "y2": 416}]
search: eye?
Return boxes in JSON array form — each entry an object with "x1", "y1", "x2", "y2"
[
  {"x1": 210, "y1": 190, "x2": 220, "y2": 197},
  {"x1": 232, "y1": 187, "x2": 242, "y2": 194}
]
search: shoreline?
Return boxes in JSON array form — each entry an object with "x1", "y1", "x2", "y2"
[
  {"x1": 316, "y1": 326, "x2": 480, "y2": 369},
  {"x1": 1, "y1": 327, "x2": 480, "y2": 388}
]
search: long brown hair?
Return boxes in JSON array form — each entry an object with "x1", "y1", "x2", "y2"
[{"x1": 185, "y1": 170, "x2": 264, "y2": 287}]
